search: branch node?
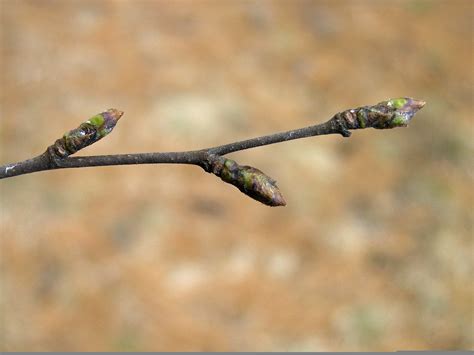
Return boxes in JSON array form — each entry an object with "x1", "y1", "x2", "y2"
[
  {"x1": 46, "y1": 146, "x2": 65, "y2": 168},
  {"x1": 332, "y1": 113, "x2": 352, "y2": 137}
]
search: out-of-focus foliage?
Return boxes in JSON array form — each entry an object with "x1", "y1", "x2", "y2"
[{"x1": 0, "y1": 0, "x2": 472, "y2": 351}]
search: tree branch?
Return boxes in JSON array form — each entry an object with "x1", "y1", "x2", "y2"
[{"x1": 0, "y1": 98, "x2": 425, "y2": 206}]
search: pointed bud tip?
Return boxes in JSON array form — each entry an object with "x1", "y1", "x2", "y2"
[
  {"x1": 107, "y1": 108, "x2": 124, "y2": 121},
  {"x1": 410, "y1": 99, "x2": 426, "y2": 113},
  {"x1": 370, "y1": 97, "x2": 426, "y2": 129},
  {"x1": 270, "y1": 193, "x2": 287, "y2": 207},
  {"x1": 416, "y1": 99, "x2": 426, "y2": 108},
  {"x1": 403, "y1": 97, "x2": 426, "y2": 110},
  {"x1": 399, "y1": 98, "x2": 426, "y2": 125}
]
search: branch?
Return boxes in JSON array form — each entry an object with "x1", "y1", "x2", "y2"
[{"x1": 0, "y1": 98, "x2": 425, "y2": 206}]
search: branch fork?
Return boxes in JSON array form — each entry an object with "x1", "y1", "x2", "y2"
[{"x1": 0, "y1": 98, "x2": 425, "y2": 207}]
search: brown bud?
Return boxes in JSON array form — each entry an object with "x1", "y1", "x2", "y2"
[
  {"x1": 211, "y1": 156, "x2": 286, "y2": 207},
  {"x1": 50, "y1": 108, "x2": 123, "y2": 158}
]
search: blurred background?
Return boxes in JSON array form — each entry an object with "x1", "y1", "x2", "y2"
[{"x1": 0, "y1": 0, "x2": 472, "y2": 351}]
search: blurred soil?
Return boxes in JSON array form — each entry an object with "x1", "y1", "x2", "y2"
[{"x1": 0, "y1": 0, "x2": 472, "y2": 351}]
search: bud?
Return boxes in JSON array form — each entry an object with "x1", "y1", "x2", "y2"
[
  {"x1": 211, "y1": 156, "x2": 286, "y2": 207},
  {"x1": 370, "y1": 97, "x2": 426, "y2": 129},
  {"x1": 51, "y1": 108, "x2": 123, "y2": 158},
  {"x1": 337, "y1": 97, "x2": 425, "y2": 130}
]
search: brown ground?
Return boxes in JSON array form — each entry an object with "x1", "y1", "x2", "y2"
[{"x1": 1, "y1": 0, "x2": 472, "y2": 351}]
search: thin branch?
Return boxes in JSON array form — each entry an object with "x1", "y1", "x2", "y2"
[
  {"x1": 0, "y1": 98, "x2": 425, "y2": 206},
  {"x1": 0, "y1": 118, "x2": 344, "y2": 179},
  {"x1": 206, "y1": 117, "x2": 346, "y2": 156}
]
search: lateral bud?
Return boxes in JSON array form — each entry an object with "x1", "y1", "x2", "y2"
[
  {"x1": 209, "y1": 155, "x2": 286, "y2": 207},
  {"x1": 50, "y1": 108, "x2": 124, "y2": 158}
]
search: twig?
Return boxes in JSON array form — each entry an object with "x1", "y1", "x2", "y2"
[{"x1": 0, "y1": 98, "x2": 425, "y2": 206}]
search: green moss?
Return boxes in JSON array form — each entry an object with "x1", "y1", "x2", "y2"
[{"x1": 389, "y1": 98, "x2": 407, "y2": 109}]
